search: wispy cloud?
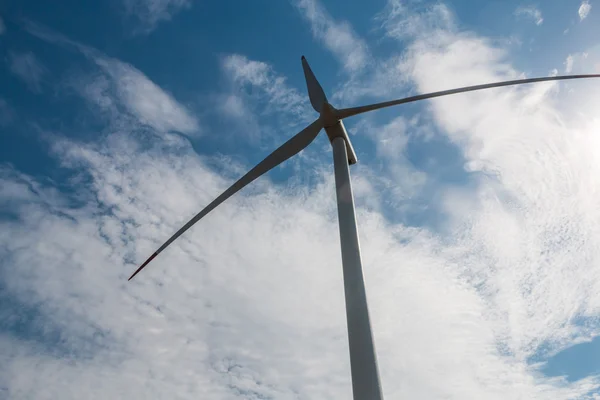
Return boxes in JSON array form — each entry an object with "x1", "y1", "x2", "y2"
[
  {"x1": 220, "y1": 54, "x2": 313, "y2": 129},
  {"x1": 352, "y1": 115, "x2": 428, "y2": 212},
  {"x1": 24, "y1": 21, "x2": 199, "y2": 135},
  {"x1": 579, "y1": 0, "x2": 592, "y2": 21},
  {"x1": 325, "y1": 0, "x2": 457, "y2": 105},
  {"x1": 556, "y1": 49, "x2": 600, "y2": 76},
  {"x1": 395, "y1": 3, "x2": 600, "y2": 363},
  {"x1": 294, "y1": 0, "x2": 369, "y2": 74},
  {"x1": 92, "y1": 56, "x2": 200, "y2": 134},
  {"x1": 3, "y1": 69, "x2": 600, "y2": 397},
  {"x1": 515, "y1": 5, "x2": 544, "y2": 25},
  {"x1": 564, "y1": 54, "x2": 574, "y2": 73},
  {"x1": 329, "y1": 1, "x2": 455, "y2": 106},
  {"x1": 4, "y1": 3, "x2": 600, "y2": 399},
  {"x1": 8, "y1": 51, "x2": 47, "y2": 93},
  {"x1": 0, "y1": 128, "x2": 357, "y2": 398},
  {"x1": 122, "y1": 0, "x2": 191, "y2": 34},
  {"x1": 355, "y1": 1, "x2": 600, "y2": 395},
  {"x1": 378, "y1": 0, "x2": 455, "y2": 40},
  {"x1": 332, "y1": 54, "x2": 412, "y2": 105}
]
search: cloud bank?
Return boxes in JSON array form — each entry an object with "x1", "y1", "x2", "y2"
[{"x1": 2, "y1": 2, "x2": 600, "y2": 399}]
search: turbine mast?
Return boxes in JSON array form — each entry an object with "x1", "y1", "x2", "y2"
[
  {"x1": 302, "y1": 55, "x2": 382, "y2": 398},
  {"x1": 332, "y1": 134, "x2": 383, "y2": 400}
]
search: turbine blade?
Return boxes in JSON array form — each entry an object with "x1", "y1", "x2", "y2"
[
  {"x1": 128, "y1": 118, "x2": 324, "y2": 281},
  {"x1": 336, "y1": 74, "x2": 600, "y2": 119},
  {"x1": 302, "y1": 55, "x2": 328, "y2": 113}
]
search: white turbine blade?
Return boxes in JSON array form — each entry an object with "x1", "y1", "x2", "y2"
[
  {"x1": 335, "y1": 74, "x2": 600, "y2": 119},
  {"x1": 302, "y1": 55, "x2": 328, "y2": 113},
  {"x1": 128, "y1": 118, "x2": 323, "y2": 281}
]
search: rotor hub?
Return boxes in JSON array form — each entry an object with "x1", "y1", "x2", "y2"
[{"x1": 319, "y1": 102, "x2": 340, "y2": 128}]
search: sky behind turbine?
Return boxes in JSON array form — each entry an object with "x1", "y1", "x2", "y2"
[{"x1": 1, "y1": 0, "x2": 600, "y2": 398}]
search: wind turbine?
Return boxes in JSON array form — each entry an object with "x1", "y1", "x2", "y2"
[{"x1": 128, "y1": 56, "x2": 600, "y2": 400}]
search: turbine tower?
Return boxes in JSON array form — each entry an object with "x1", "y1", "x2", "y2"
[{"x1": 128, "y1": 57, "x2": 600, "y2": 400}]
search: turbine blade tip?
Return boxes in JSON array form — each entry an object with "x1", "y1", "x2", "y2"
[{"x1": 127, "y1": 252, "x2": 158, "y2": 281}]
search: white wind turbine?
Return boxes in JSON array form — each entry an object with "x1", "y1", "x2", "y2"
[{"x1": 128, "y1": 56, "x2": 600, "y2": 400}]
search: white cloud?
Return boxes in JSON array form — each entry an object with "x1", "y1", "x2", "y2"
[
  {"x1": 350, "y1": 115, "x2": 427, "y2": 208},
  {"x1": 218, "y1": 94, "x2": 248, "y2": 120},
  {"x1": 5, "y1": 3, "x2": 600, "y2": 399},
  {"x1": 332, "y1": 54, "x2": 412, "y2": 105},
  {"x1": 3, "y1": 74, "x2": 600, "y2": 398},
  {"x1": 217, "y1": 54, "x2": 315, "y2": 144},
  {"x1": 122, "y1": 0, "x2": 191, "y2": 33},
  {"x1": 8, "y1": 51, "x2": 47, "y2": 93},
  {"x1": 325, "y1": 1, "x2": 455, "y2": 105},
  {"x1": 0, "y1": 130, "x2": 352, "y2": 398},
  {"x1": 221, "y1": 54, "x2": 311, "y2": 122},
  {"x1": 393, "y1": 4, "x2": 600, "y2": 362},
  {"x1": 564, "y1": 54, "x2": 574, "y2": 73},
  {"x1": 548, "y1": 47, "x2": 600, "y2": 79},
  {"x1": 23, "y1": 21, "x2": 199, "y2": 136},
  {"x1": 294, "y1": 0, "x2": 441, "y2": 107},
  {"x1": 515, "y1": 6, "x2": 544, "y2": 25},
  {"x1": 92, "y1": 56, "x2": 200, "y2": 135},
  {"x1": 379, "y1": 0, "x2": 455, "y2": 40},
  {"x1": 579, "y1": 0, "x2": 592, "y2": 21},
  {"x1": 294, "y1": 0, "x2": 370, "y2": 74}
]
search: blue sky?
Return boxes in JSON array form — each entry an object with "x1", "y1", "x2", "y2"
[{"x1": 1, "y1": 0, "x2": 600, "y2": 398}]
